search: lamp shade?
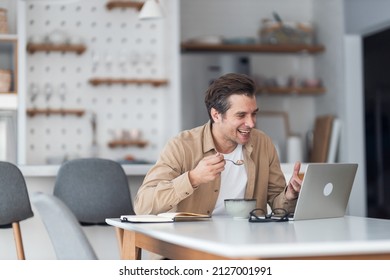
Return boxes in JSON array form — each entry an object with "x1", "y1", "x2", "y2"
[{"x1": 139, "y1": 0, "x2": 163, "y2": 20}]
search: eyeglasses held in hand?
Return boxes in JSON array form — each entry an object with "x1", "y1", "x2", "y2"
[{"x1": 249, "y1": 208, "x2": 289, "y2": 223}]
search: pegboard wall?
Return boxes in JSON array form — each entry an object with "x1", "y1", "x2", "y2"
[{"x1": 24, "y1": 0, "x2": 173, "y2": 164}]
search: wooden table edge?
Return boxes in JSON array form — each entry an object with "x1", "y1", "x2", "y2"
[{"x1": 119, "y1": 228, "x2": 390, "y2": 260}]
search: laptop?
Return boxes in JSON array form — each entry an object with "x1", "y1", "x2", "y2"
[{"x1": 289, "y1": 163, "x2": 358, "y2": 221}]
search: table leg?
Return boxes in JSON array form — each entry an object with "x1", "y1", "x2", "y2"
[
  {"x1": 121, "y1": 230, "x2": 141, "y2": 260},
  {"x1": 115, "y1": 228, "x2": 124, "y2": 256}
]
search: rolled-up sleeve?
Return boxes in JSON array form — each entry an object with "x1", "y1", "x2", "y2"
[{"x1": 134, "y1": 138, "x2": 195, "y2": 214}]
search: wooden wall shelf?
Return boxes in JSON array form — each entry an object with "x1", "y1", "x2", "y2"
[
  {"x1": 181, "y1": 42, "x2": 325, "y2": 54},
  {"x1": 27, "y1": 43, "x2": 87, "y2": 54},
  {"x1": 108, "y1": 140, "x2": 148, "y2": 148},
  {"x1": 106, "y1": 1, "x2": 144, "y2": 11},
  {"x1": 88, "y1": 78, "x2": 168, "y2": 87},
  {"x1": 26, "y1": 108, "x2": 85, "y2": 117},
  {"x1": 257, "y1": 87, "x2": 326, "y2": 95}
]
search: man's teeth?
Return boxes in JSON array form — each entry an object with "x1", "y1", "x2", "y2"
[{"x1": 238, "y1": 129, "x2": 250, "y2": 134}]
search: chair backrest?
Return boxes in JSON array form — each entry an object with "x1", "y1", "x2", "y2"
[
  {"x1": 53, "y1": 158, "x2": 134, "y2": 225},
  {"x1": 31, "y1": 192, "x2": 98, "y2": 260},
  {"x1": 0, "y1": 161, "x2": 34, "y2": 259}
]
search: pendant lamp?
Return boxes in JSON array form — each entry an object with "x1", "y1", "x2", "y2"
[{"x1": 139, "y1": 0, "x2": 163, "y2": 20}]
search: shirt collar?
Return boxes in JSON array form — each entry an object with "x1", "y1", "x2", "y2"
[
  {"x1": 202, "y1": 121, "x2": 254, "y2": 155},
  {"x1": 203, "y1": 121, "x2": 216, "y2": 154}
]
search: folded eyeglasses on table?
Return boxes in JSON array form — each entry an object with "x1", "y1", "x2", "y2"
[{"x1": 249, "y1": 208, "x2": 290, "y2": 223}]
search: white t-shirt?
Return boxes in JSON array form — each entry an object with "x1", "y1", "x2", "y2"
[{"x1": 212, "y1": 145, "x2": 248, "y2": 215}]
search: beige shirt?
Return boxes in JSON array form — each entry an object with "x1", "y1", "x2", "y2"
[{"x1": 134, "y1": 121, "x2": 296, "y2": 215}]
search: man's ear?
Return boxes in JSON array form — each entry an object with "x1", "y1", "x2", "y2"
[{"x1": 211, "y1": 108, "x2": 220, "y2": 123}]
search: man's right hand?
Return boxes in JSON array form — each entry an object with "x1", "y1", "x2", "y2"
[{"x1": 189, "y1": 153, "x2": 225, "y2": 187}]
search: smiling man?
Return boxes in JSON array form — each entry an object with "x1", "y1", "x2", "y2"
[{"x1": 134, "y1": 73, "x2": 302, "y2": 216}]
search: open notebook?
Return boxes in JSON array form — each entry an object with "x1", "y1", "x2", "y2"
[{"x1": 120, "y1": 212, "x2": 211, "y2": 223}]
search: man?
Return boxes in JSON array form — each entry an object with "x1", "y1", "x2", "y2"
[{"x1": 134, "y1": 73, "x2": 302, "y2": 216}]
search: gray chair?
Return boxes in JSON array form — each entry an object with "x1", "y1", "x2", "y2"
[
  {"x1": 31, "y1": 192, "x2": 98, "y2": 260},
  {"x1": 0, "y1": 161, "x2": 34, "y2": 260},
  {"x1": 53, "y1": 158, "x2": 135, "y2": 253}
]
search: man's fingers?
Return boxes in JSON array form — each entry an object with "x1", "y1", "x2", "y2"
[
  {"x1": 289, "y1": 179, "x2": 301, "y2": 193},
  {"x1": 293, "y1": 161, "x2": 301, "y2": 175}
]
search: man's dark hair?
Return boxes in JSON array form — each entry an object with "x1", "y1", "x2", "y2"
[{"x1": 204, "y1": 73, "x2": 256, "y2": 122}]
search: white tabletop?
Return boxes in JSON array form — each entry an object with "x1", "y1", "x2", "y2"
[{"x1": 106, "y1": 216, "x2": 390, "y2": 259}]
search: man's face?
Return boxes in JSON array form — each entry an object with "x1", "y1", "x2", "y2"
[{"x1": 212, "y1": 94, "x2": 258, "y2": 149}]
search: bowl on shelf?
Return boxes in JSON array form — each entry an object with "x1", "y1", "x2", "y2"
[{"x1": 224, "y1": 199, "x2": 257, "y2": 219}]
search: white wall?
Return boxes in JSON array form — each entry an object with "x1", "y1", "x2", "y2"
[
  {"x1": 312, "y1": 0, "x2": 367, "y2": 216},
  {"x1": 180, "y1": 0, "x2": 313, "y2": 40},
  {"x1": 344, "y1": 0, "x2": 390, "y2": 36},
  {"x1": 343, "y1": 35, "x2": 366, "y2": 217}
]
